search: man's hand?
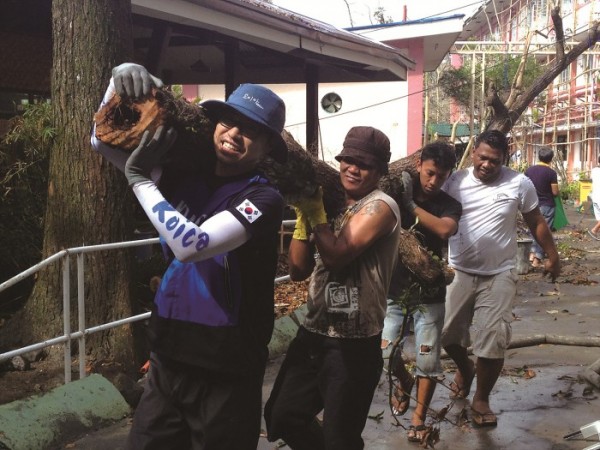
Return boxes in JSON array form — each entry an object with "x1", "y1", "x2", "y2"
[
  {"x1": 291, "y1": 188, "x2": 327, "y2": 228},
  {"x1": 112, "y1": 63, "x2": 163, "y2": 98},
  {"x1": 401, "y1": 171, "x2": 417, "y2": 212},
  {"x1": 125, "y1": 126, "x2": 177, "y2": 186},
  {"x1": 543, "y1": 258, "x2": 561, "y2": 282}
]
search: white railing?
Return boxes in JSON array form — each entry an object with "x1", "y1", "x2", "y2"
[{"x1": 0, "y1": 221, "x2": 296, "y2": 384}]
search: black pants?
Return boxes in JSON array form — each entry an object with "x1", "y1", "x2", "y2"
[
  {"x1": 264, "y1": 327, "x2": 383, "y2": 450},
  {"x1": 127, "y1": 352, "x2": 265, "y2": 450}
]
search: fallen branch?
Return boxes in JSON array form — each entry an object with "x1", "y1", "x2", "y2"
[{"x1": 579, "y1": 357, "x2": 600, "y2": 389}]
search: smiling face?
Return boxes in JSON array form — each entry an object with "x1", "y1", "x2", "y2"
[
  {"x1": 213, "y1": 111, "x2": 270, "y2": 176},
  {"x1": 338, "y1": 156, "x2": 382, "y2": 202},
  {"x1": 416, "y1": 159, "x2": 452, "y2": 198},
  {"x1": 472, "y1": 142, "x2": 504, "y2": 183}
]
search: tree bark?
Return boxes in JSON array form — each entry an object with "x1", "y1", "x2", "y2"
[{"x1": 1, "y1": 0, "x2": 141, "y2": 374}]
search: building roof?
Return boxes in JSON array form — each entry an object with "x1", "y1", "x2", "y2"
[
  {"x1": 131, "y1": 0, "x2": 415, "y2": 84},
  {"x1": 457, "y1": 0, "x2": 506, "y2": 41},
  {"x1": 348, "y1": 15, "x2": 466, "y2": 72},
  {"x1": 0, "y1": 0, "x2": 415, "y2": 96}
]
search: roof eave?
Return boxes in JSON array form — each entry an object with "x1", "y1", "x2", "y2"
[{"x1": 132, "y1": 0, "x2": 414, "y2": 81}]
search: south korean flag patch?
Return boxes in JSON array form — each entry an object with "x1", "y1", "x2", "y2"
[{"x1": 237, "y1": 199, "x2": 263, "y2": 223}]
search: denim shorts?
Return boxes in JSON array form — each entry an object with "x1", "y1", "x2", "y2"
[
  {"x1": 441, "y1": 269, "x2": 517, "y2": 359},
  {"x1": 530, "y1": 204, "x2": 555, "y2": 258},
  {"x1": 382, "y1": 300, "x2": 445, "y2": 377}
]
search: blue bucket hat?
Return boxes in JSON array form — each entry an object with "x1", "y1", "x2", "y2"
[{"x1": 201, "y1": 84, "x2": 287, "y2": 163}]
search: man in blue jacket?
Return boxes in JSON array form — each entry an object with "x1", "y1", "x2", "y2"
[{"x1": 92, "y1": 63, "x2": 286, "y2": 450}]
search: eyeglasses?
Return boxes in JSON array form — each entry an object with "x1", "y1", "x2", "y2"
[{"x1": 219, "y1": 115, "x2": 263, "y2": 140}]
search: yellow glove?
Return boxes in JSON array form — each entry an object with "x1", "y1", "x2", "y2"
[
  {"x1": 293, "y1": 187, "x2": 328, "y2": 228},
  {"x1": 292, "y1": 207, "x2": 310, "y2": 241}
]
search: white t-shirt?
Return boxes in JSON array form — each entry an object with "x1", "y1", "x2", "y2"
[
  {"x1": 442, "y1": 166, "x2": 538, "y2": 275},
  {"x1": 591, "y1": 166, "x2": 600, "y2": 204}
]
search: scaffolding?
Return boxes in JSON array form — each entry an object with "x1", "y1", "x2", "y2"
[{"x1": 440, "y1": 0, "x2": 600, "y2": 180}]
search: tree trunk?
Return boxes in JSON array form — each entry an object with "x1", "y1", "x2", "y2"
[
  {"x1": 95, "y1": 90, "x2": 446, "y2": 284},
  {"x1": 1, "y1": 0, "x2": 141, "y2": 374}
]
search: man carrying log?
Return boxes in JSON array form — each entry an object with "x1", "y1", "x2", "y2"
[
  {"x1": 381, "y1": 141, "x2": 462, "y2": 442},
  {"x1": 264, "y1": 126, "x2": 402, "y2": 450},
  {"x1": 91, "y1": 63, "x2": 287, "y2": 450},
  {"x1": 440, "y1": 130, "x2": 560, "y2": 428}
]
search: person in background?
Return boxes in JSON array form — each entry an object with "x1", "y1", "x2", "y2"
[
  {"x1": 91, "y1": 63, "x2": 287, "y2": 450},
  {"x1": 264, "y1": 126, "x2": 401, "y2": 450},
  {"x1": 588, "y1": 155, "x2": 600, "y2": 240},
  {"x1": 381, "y1": 142, "x2": 461, "y2": 442},
  {"x1": 524, "y1": 146, "x2": 559, "y2": 267},
  {"x1": 441, "y1": 130, "x2": 560, "y2": 428}
]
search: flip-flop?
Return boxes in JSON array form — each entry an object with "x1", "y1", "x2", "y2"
[
  {"x1": 391, "y1": 375, "x2": 415, "y2": 416},
  {"x1": 471, "y1": 408, "x2": 498, "y2": 427},
  {"x1": 407, "y1": 424, "x2": 428, "y2": 442},
  {"x1": 588, "y1": 229, "x2": 600, "y2": 241},
  {"x1": 449, "y1": 366, "x2": 475, "y2": 399}
]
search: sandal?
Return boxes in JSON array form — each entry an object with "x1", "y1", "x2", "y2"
[
  {"x1": 449, "y1": 363, "x2": 475, "y2": 399},
  {"x1": 588, "y1": 229, "x2": 600, "y2": 241},
  {"x1": 407, "y1": 424, "x2": 428, "y2": 442},
  {"x1": 471, "y1": 408, "x2": 498, "y2": 427},
  {"x1": 391, "y1": 375, "x2": 414, "y2": 416}
]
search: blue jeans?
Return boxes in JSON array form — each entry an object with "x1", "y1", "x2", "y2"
[
  {"x1": 382, "y1": 300, "x2": 445, "y2": 377},
  {"x1": 531, "y1": 204, "x2": 555, "y2": 259}
]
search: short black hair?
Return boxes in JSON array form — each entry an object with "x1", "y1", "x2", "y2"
[
  {"x1": 474, "y1": 130, "x2": 509, "y2": 162},
  {"x1": 538, "y1": 146, "x2": 554, "y2": 163},
  {"x1": 420, "y1": 141, "x2": 457, "y2": 171}
]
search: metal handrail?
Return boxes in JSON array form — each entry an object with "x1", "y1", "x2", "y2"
[
  {"x1": 0, "y1": 223, "x2": 295, "y2": 384},
  {"x1": 0, "y1": 237, "x2": 160, "y2": 382}
]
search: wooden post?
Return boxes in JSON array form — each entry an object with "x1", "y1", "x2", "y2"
[{"x1": 306, "y1": 64, "x2": 319, "y2": 158}]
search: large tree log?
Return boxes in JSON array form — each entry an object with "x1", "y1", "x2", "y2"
[
  {"x1": 94, "y1": 88, "x2": 447, "y2": 285},
  {"x1": 94, "y1": 89, "x2": 216, "y2": 173}
]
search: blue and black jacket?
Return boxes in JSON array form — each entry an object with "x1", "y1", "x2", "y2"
[{"x1": 148, "y1": 169, "x2": 284, "y2": 375}]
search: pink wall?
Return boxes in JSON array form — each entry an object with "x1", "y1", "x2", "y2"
[
  {"x1": 386, "y1": 38, "x2": 425, "y2": 155},
  {"x1": 404, "y1": 39, "x2": 425, "y2": 154}
]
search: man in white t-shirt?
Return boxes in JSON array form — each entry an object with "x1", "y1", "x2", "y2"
[
  {"x1": 588, "y1": 155, "x2": 600, "y2": 239},
  {"x1": 441, "y1": 130, "x2": 560, "y2": 428}
]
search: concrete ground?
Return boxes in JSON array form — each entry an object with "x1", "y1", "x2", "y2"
[{"x1": 60, "y1": 204, "x2": 600, "y2": 449}]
